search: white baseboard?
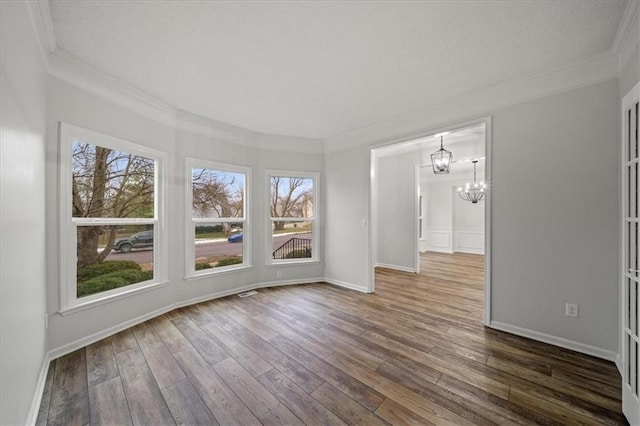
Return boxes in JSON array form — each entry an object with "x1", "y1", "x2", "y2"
[
  {"x1": 48, "y1": 277, "x2": 325, "y2": 360},
  {"x1": 489, "y1": 321, "x2": 618, "y2": 362},
  {"x1": 48, "y1": 304, "x2": 176, "y2": 360},
  {"x1": 256, "y1": 277, "x2": 325, "y2": 289},
  {"x1": 374, "y1": 263, "x2": 416, "y2": 273},
  {"x1": 617, "y1": 353, "x2": 623, "y2": 376},
  {"x1": 324, "y1": 276, "x2": 370, "y2": 293},
  {"x1": 26, "y1": 353, "x2": 53, "y2": 426},
  {"x1": 425, "y1": 247, "x2": 454, "y2": 254},
  {"x1": 454, "y1": 248, "x2": 485, "y2": 255}
]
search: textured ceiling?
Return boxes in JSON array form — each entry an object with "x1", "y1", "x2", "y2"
[{"x1": 50, "y1": 1, "x2": 627, "y2": 140}]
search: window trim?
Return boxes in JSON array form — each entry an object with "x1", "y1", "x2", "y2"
[
  {"x1": 185, "y1": 158, "x2": 252, "y2": 278},
  {"x1": 59, "y1": 122, "x2": 167, "y2": 313},
  {"x1": 265, "y1": 170, "x2": 320, "y2": 266}
]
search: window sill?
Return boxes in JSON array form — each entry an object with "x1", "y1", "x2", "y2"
[
  {"x1": 185, "y1": 264, "x2": 253, "y2": 281},
  {"x1": 59, "y1": 280, "x2": 169, "y2": 316}
]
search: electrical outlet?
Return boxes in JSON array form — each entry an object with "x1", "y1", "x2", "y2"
[
  {"x1": 276, "y1": 270, "x2": 282, "y2": 279},
  {"x1": 565, "y1": 303, "x2": 578, "y2": 318}
]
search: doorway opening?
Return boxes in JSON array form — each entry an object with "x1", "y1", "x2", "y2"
[{"x1": 369, "y1": 118, "x2": 491, "y2": 325}]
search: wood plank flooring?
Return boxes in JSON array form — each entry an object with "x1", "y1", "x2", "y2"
[{"x1": 37, "y1": 252, "x2": 626, "y2": 425}]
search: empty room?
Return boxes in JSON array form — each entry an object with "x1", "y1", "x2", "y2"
[{"x1": 2, "y1": 0, "x2": 639, "y2": 425}]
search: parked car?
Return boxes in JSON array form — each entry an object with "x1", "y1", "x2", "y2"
[
  {"x1": 228, "y1": 233, "x2": 243, "y2": 243},
  {"x1": 113, "y1": 230, "x2": 153, "y2": 253}
]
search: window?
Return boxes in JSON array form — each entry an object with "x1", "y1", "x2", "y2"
[
  {"x1": 186, "y1": 159, "x2": 250, "y2": 277},
  {"x1": 60, "y1": 123, "x2": 166, "y2": 312},
  {"x1": 267, "y1": 171, "x2": 319, "y2": 264}
]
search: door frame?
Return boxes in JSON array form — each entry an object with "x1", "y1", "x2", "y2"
[{"x1": 368, "y1": 116, "x2": 493, "y2": 326}]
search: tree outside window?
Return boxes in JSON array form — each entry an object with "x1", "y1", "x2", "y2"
[
  {"x1": 187, "y1": 160, "x2": 249, "y2": 276},
  {"x1": 268, "y1": 173, "x2": 317, "y2": 262},
  {"x1": 60, "y1": 123, "x2": 165, "y2": 310}
]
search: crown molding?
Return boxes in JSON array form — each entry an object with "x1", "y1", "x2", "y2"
[
  {"x1": 175, "y1": 111, "x2": 324, "y2": 153},
  {"x1": 25, "y1": 0, "x2": 56, "y2": 70},
  {"x1": 324, "y1": 50, "x2": 619, "y2": 153},
  {"x1": 612, "y1": 0, "x2": 640, "y2": 69},
  {"x1": 47, "y1": 49, "x2": 326, "y2": 153},
  {"x1": 23, "y1": 2, "x2": 322, "y2": 153},
  {"x1": 257, "y1": 133, "x2": 325, "y2": 154},
  {"x1": 49, "y1": 49, "x2": 180, "y2": 126},
  {"x1": 175, "y1": 110, "x2": 259, "y2": 147}
]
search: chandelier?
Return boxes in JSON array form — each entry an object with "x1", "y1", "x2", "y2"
[
  {"x1": 457, "y1": 160, "x2": 487, "y2": 203},
  {"x1": 431, "y1": 135, "x2": 452, "y2": 174}
]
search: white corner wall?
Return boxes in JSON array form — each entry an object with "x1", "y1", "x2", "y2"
[{"x1": 1, "y1": 2, "x2": 49, "y2": 424}]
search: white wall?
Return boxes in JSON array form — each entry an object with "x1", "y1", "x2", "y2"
[
  {"x1": 324, "y1": 145, "x2": 371, "y2": 291},
  {"x1": 418, "y1": 180, "x2": 485, "y2": 255},
  {"x1": 491, "y1": 78, "x2": 619, "y2": 354},
  {"x1": 375, "y1": 151, "x2": 418, "y2": 271},
  {"x1": 0, "y1": 2, "x2": 49, "y2": 424},
  {"x1": 45, "y1": 77, "x2": 324, "y2": 351},
  {"x1": 423, "y1": 181, "x2": 453, "y2": 253},
  {"x1": 453, "y1": 187, "x2": 485, "y2": 254},
  {"x1": 325, "y1": 78, "x2": 620, "y2": 356},
  {"x1": 620, "y1": 44, "x2": 639, "y2": 97}
]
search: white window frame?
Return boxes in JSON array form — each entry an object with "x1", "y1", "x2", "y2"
[
  {"x1": 266, "y1": 170, "x2": 319, "y2": 265},
  {"x1": 59, "y1": 123, "x2": 167, "y2": 314},
  {"x1": 185, "y1": 158, "x2": 251, "y2": 278}
]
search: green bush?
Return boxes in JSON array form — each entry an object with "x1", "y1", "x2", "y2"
[
  {"x1": 77, "y1": 260, "x2": 141, "y2": 282},
  {"x1": 215, "y1": 257, "x2": 243, "y2": 267},
  {"x1": 78, "y1": 269, "x2": 153, "y2": 297},
  {"x1": 285, "y1": 249, "x2": 311, "y2": 259},
  {"x1": 195, "y1": 262, "x2": 213, "y2": 270},
  {"x1": 196, "y1": 225, "x2": 223, "y2": 234}
]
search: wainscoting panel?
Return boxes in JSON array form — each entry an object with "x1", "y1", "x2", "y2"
[
  {"x1": 425, "y1": 228, "x2": 453, "y2": 253},
  {"x1": 454, "y1": 228, "x2": 485, "y2": 254}
]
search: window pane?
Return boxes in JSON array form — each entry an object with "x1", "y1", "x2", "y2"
[
  {"x1": 272, "y1": 221, "x2": 312, "y2": 260},
  {"x1": 72, "y1": 141, "x2": 155, "y2": 218},
  {"x1": 192, "y1": 168, "x2": 245, "y2": 219},
  {"x1": 270, "y1": 176, "x2": 313, "y2": 218},
  {"x1": 77, "y1": 225, "x2": 154, "y2": 298},
  {"x1": 195, "y1": 223, "x2": 243, "y2": 270}
]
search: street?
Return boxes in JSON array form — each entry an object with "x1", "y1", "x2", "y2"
[{"x1": 105, "y1": 232, "x2": 311, "y2": 263}]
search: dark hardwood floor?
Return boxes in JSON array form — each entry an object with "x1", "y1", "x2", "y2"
[{"x1": 37, "y1": 252, "x2": 625, "y2": 425}]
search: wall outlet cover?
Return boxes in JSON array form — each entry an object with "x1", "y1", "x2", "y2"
[{"x1": 565, "y1": 303, "x2": 578, "y2": 318}]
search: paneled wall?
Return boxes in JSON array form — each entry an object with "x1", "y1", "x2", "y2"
[{"x1": 420, "y1": 182, "x2": 485, "y2": 255}]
